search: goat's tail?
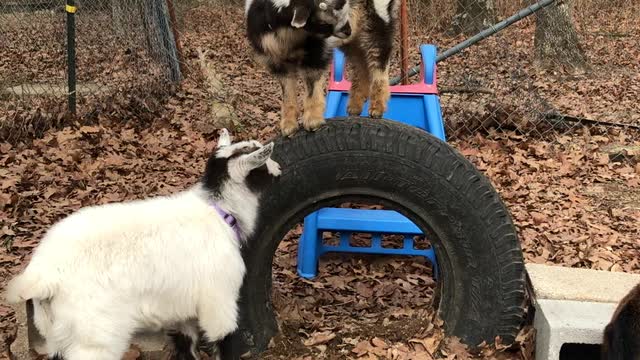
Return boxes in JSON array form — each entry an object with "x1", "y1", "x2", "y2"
[{"x1": 5, "y1": 269, "x2": 57, "y2": 304}]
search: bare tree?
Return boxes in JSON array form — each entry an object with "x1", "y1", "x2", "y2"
[
  {"x1": 449, "y1": 0, "x2": 496, "y2": 36},
  {"x1": 534, "y1": 1, "x2": 588, "y2": 72}
]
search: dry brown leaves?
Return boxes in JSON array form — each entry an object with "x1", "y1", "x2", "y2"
[
  {"x1": 455, "y1": 130, "x2": 639, "y2": 275},
  {"x1": 1, "y1": 3, "x2": 639, "y2": 360}
]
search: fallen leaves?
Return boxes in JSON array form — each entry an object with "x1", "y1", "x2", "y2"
[
  {"x1": 1, "y1": 2, "x2": 639, "y2": 360},
  {"x1": 303, "y1": 331, "x2": 336, "y2": 347}
]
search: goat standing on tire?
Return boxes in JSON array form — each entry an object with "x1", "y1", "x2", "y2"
[{"x1": 246, "y1": 0, "x2": 399, "y2": 136}]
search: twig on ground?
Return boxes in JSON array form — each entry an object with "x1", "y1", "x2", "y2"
[
  {"x1": 439, "y1": 87, "x2": 495, "y2": 95},
  {"x1": 545, "y1": 112, "x2": 640, "y2": 130}
]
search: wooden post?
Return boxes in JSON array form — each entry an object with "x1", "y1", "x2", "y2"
[
  {"x1": 399, "y1": 0, "x2": 409, "y2": 85},
  {"x1": 166, "y1": 0, "x2": 183, "y2": 66}
]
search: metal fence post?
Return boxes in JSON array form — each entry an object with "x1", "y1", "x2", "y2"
[{"x1": 66, "y1": 0, "x2": 77, "y2": 114}]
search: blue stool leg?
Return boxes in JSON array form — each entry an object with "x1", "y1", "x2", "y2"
[
  {"x1": 424, "y1": 248, "x2": 439, "y2": 280},
  {"x1": 298, "y1": 212, "x2": 320, "y2": 279},
  {"x1": 424, "y1": 94, "x2": 446, "y2": 141}
]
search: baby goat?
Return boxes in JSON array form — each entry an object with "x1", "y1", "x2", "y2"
[
  {"x1": 246, "y1": 0, "x2": 398, "y2": 136},
  {"x1": 5, "y1": 129, "x2": 281, "y2": 360}
]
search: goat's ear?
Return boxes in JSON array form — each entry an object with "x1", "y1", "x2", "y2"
[
  {"x1": 217, "y1": 128, "x2": 231, "y2": 148},
  {"x1": 244, "y1": 142, "x2": 275, "y2": 170},
  {"x1": 291, "y1": 6, "x2": 311, "y2": 28}
]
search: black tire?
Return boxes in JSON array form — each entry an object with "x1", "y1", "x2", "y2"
[{"x1": 225, "y1": 117, "x2": 526, "y2": 358}]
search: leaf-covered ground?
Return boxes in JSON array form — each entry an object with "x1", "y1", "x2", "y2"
[{"x1": 1, "y1": 3, "x2": 639, "y2": 360}]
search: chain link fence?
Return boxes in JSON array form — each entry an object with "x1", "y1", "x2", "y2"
[
  {"x1": 0, "y1": 0, "x2": 638, "y2": 144},
  {"x1": 400, "y1": 0, "x2": 639, "y2": 140},
  {"x1": 0, "y1": 0, "x2": 185, "y2": 142}
]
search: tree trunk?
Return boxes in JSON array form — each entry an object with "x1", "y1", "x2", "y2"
[
  {"x1": 449, "y1": 0, "x2": 496, "y2": 36},
  {"x1": 140, "y1": 0, "x2": 182, "y2": 82},
  {"x1": 534, "y1": 1, "x2": 588, "y2": 72}
]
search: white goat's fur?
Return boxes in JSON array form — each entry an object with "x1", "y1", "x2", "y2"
[{"x1": 5, "y1": 129, "x2": 280, "y2": 360}]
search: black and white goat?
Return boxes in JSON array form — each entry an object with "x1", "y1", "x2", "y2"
[
  {"x1": 4, "y1": 129, "x2": 281, "y2": 360},
  {"x1": 246, "y1": 0, "x2": 398, "y2": 136}
]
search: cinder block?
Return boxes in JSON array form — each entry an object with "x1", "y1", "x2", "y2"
[
  {"x1": 526, "y1": 263, "x2": 640, "y2": 303},
  {"x1": 526, "y1": 263, "x2": 640, "y2": 360},
  {"x1": 11, "y1": 300, "x2": 168, "y2": 359},
  {"x1": 533, "y1": 299, "x2": 617, "y2": 360}
]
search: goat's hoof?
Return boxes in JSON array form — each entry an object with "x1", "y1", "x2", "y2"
[
  {"x1": 281, "y1": 124, "x2": 299, "y2": 137},
  {"x1": 303, "y1": 118, "x2": 325, "y2": 132},
  {"x1": 346, "y1": 105, "x2": 363, "y2": 117},
  {"x1": 369, "y1": 109, "x2": 384, "y2": 118}
]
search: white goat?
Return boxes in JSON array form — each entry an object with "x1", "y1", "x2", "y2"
[{"x1": 5, "y1": 129, "x2": 281, "y2": 360}]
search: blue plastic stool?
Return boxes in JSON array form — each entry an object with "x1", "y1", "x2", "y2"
[{"x1": 297, "y1": 44, "x2": 446, "y2": 279}]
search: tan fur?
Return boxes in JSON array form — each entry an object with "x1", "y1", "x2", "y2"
[
  {"x1": 346, "y1": 53, "x2": 370, "y2": 116},
  {"x1": 279, "y1": 76, "x2": 299, "y2": 136},
  {"x1": 302, "y1": 71, "x2": 326, "y2": 131},
  {"x1": 259, "y1": 29, "x2": 307, "y2": 64},
  {"x1": 368, "y1": 67, "x2": 390, "y2": 117}
]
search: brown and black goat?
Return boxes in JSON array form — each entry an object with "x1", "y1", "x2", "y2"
[{"x1": 245, "y1": 0, "x2": 398, "y2": 136}]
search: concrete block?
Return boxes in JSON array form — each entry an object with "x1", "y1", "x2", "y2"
[
  {"x1": 533, "y1": 299, "x2": 617, "y2": 360},
  {"x1": 526, "y1": 263, "x2": 640, "y2": 360},
  {"x1": 526, "y1": 263, "x2": 640, "y2": 303}
]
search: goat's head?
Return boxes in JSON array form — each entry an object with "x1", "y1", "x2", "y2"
[
  {"x1": 202, "y1": 129, "x2": 281, "y2": 199},
  {"x1": 290, "y1": 0, "x2": 351, "y2": 39}
]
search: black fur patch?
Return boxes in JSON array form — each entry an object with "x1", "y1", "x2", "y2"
[
  {"x1": 168, "y1": 331, "x2": 199, "y2": 360},
  {"x1": 202, "y1": 145, "x2": 277, "y2": 197},
  {"x1": 303, "y1": 16, "x2": 336, "y2": 38},
  {"x1": 246, "y1": 163, "x2": 278, "y2": 194},
  {"x1": 367, "y1": 5, "x2": 395, "y2": 68},
  {"x1": 602, "y1": 283, "x2": 640, "y2": 360},
  {"x1": 201, "y1": 156, "x2": 230, "y2": 196},
  {"x1": 247, "y1": 0, "x2": 313, "y2": 52},
  {"x1": 202, "y1": 144, "x2": 265, "y2": 195}
]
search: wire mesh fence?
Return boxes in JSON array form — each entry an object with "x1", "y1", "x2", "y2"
[
  {"x1": 0, "y1": 0, "x2": 638, "y2": 144},
  {"x1": 0, "y1": 0, "x2": 184, "y2": 142},
  {"x1": 399, "y1": 0, "x2": 640, "y2": 140}
]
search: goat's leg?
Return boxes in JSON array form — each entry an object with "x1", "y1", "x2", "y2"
[
  {"x1": 197, "y1": 297, "x2": 239, "y2": 350},
  {"x1": 367, "y1": 62, "x2": 390, "y2": 118},
  {"x1": 345, "y1": 50, "x2": 371, "y2": 116},
  {"x1": 60, "y1": 329, "x2": 131, "y2": 360},
  {"x1": 302, "y1": 70, "x2": 326, "y2": 131},
  {"x1": 167, "y1": 321, "x2": 202, "y2": 360},
  {"x1": 278, "y1": 74, "x2": 299, "y2": 137},
  {"x1": 43, "y1": 300, "x2": 132, "y2": 360},
  {"x1": 362, "y1": 37, "x2": 392, "y2": 118},
  {"x1": 64, "y1": 346, "x2": 124, "y2": 360}
]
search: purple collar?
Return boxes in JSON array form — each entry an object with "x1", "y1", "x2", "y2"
[{"x1": 213, "y1": 203, "x2": 242, "y2": 240}]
